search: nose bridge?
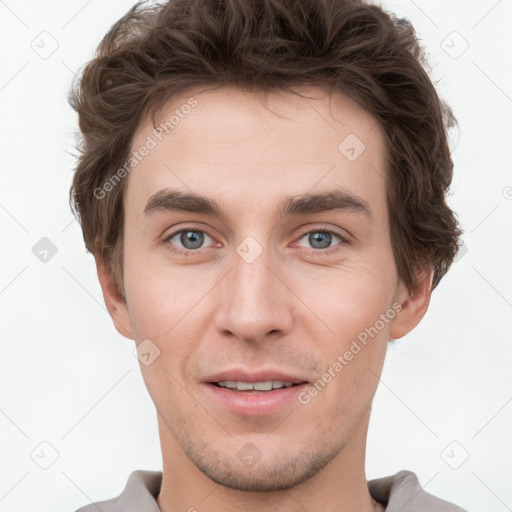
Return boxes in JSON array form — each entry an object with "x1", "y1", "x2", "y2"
[{"x1": 215, "y1": 237, "x2": 292, "y2": 342}]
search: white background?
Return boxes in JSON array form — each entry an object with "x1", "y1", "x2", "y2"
[{"x1": 0, "y1": 1, "x2": 511, "y2": 511}]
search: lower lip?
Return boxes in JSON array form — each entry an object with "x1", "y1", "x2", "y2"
[{"x1": 202, "y1": 383, "x2": 309, "y2": 416}]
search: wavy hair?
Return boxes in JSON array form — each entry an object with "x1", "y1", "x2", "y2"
[{"x1": 69, "y1": 0, "x2": 463, "y2": 297}]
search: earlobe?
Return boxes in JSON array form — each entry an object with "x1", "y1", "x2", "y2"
[
  {"x1": 94, "y1": 253, "x2": 134, "y2": 340},
  {"x1": 389, "y1": 267, "x2": 434, "y2": 341}
]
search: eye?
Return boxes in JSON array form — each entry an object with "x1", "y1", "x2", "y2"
[
  {"x1": 164, "y1": 228, "x2": 215, "y2": 254},
  {"x1": 163, "y1": 225, "x2": 349, "y2": 257},
  {"x1": 295, "y1": 228, "x2": 347, "y2": 253}
]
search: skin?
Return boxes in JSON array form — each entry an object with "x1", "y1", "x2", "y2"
[{"x1": 95, "y1": 85, "x2": 433, "y2": 512}]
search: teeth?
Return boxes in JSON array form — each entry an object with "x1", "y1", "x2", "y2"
[
  {"x1": 237, "y1": 381, "x2": 254, "y2": 391},
  {"x1": 254, "y1": 381, "x2": 273, "y2": 391},
  {"x1": 217, "y1": 380, "x2": 295, "y2": 391},
  {"x1": 218, "y1": 380, "x2": 237, "y2": 389}
]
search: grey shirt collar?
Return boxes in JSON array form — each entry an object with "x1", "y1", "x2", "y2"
[{"x1": 75, "y1": 469, "x2": 467, "y2": 511}]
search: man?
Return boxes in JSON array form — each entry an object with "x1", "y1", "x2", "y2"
[{"x1": 69, "y1": 0, "x2": 466, "y2": 510}]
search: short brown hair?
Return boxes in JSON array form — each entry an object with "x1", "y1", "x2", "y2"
[{"x1": 68, "y1": 0, "x2": 463, "y2": 298}]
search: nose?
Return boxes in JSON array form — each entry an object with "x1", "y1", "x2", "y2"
[{"x1": 214, "y1": 242, "x2": 294, "y2": 344}]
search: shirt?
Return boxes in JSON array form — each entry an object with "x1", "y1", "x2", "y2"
[{"x1": 74, "y1": 469, "x2": 468, "y2": 511}]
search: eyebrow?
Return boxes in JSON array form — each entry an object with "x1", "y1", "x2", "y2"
[{"x1": 143, "y1": 187, "x2": 373, "y2": 223}]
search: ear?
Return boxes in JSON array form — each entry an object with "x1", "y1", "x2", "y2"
[
  {"x1": 388, "y1": 266, "x2": 434, "y2": 341},
  {"x1": 94, "y1": 252, "x2": 134, "y2": 340}
]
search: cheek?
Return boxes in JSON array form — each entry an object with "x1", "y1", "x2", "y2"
[
  {"x1": 123, "y1": 248, "x2": 202, "y2": 328},
  {"x1": 293, "y1": 264, "x2": 395, "y2": 335},
  {"x1": 124, "y1": 262, "x2": 217, "y2": 381},
  {"x1": 293, "y1": 266, "x2": 393, "y2": 396}
]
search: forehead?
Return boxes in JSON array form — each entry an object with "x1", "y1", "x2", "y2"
[{"x1": 125, "y1": 85, "x2": 387, "y2": 222}]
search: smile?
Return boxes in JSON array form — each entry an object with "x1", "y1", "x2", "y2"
[
  {"x1": 204, "y1": 381, "x2": 309, "y2": 415},
  {"x1": 215, "y1": 380, "x2": 298, "y2": 391}
]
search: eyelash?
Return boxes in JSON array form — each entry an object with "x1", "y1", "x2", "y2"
[{"x1": 163, "y1": 225, "x2": 349, "y2": 257}]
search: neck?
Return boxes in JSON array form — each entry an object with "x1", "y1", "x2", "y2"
[{"x1": 156, "y1": 408, "x2": 379, "y2": 512}]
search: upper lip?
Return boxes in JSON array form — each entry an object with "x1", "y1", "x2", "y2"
[{"x1": 203, "y1": 369, "x2": 308, "y2": 384}]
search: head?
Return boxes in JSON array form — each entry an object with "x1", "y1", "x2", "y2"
[{"x1": 69, "y1": 0, "x2": 462, "y2": 492}]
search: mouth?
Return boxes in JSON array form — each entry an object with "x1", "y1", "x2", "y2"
[
  {"x1": 202, "y1": 372, "x2": 309, "y2": 417},
  {"x1": 211, "y1": 380, "x2": 305, "y2": 392}
]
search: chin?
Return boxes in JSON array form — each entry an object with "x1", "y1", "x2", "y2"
[{"x1": 189, "y1": 444, "x2": 339, "y2": 492}]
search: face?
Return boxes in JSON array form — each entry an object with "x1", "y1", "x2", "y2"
[{"x1": 100, "y1": 85, "x2": 428, "y2": 492}]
